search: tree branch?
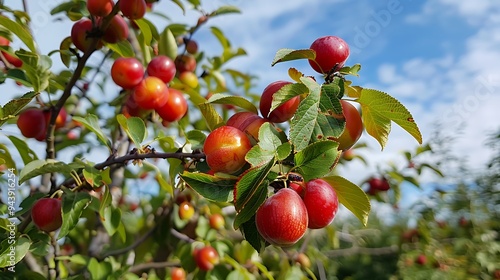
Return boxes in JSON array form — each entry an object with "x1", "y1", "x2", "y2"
[
  {"x1": 98, "y1": 224, "x2": 156, "y2": 261},
  {"x1": 46, "y1": 3, "x2": 122, "y2": 191},
  {"x1": 324, "y1": 245, "x2": 399, "y2": 258},
  {"x1": 128, "y1": 261, "x2": 180, "y2": 274}
]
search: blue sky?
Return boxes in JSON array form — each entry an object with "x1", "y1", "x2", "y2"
[{"x1": 1, "y1": 1, "x2": 499, "y2": 213}]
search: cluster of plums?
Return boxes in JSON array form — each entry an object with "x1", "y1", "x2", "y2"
[
  {"x1": 256, "y1": 178, "x2": 339, "y2": 246},
  {"x1": 201, "y1": 35, "x2": 363, "y2": 246},
  {"x1": 111, "y1": 55, "x2": 188, "y2": 125},
  {"x1": 72, "y1": 0, "x2": 153, "y2": 52}
]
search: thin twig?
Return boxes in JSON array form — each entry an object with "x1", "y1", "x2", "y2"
[
  {"x1": 170, "y1": 228, "x2": 196, "y2": 243},
  {"x1": 128, "y1": 261, "x2": 180, "y2": 274},
  {"x1": 98, "y1": 225, "x2": 157, "y2": 260}
]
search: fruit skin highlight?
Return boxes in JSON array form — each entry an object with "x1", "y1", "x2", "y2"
[
  {"x1": 194, "y1": 246, "x2": 220, "y2": 271},
  {"x1": 255, "y1": 188, "x2": 308, "y2": 247},
  {"x1": 203, "y1": 126, "x2": 252, "y2": 174}
]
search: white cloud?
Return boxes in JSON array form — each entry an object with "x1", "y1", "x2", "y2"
[
  {"x1": 406, "y1": 0, "x2": 500, "y2": 24},
  {"x1": 366, "y1": 11, "x2": 500, "y2": 182}
]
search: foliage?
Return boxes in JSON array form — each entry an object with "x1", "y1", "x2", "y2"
[{"x1": 0, "y1": 0, "x2": 487, "y2": 279}]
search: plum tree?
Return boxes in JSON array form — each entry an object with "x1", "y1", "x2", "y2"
[{"x1": 0, "y1": 1, "x2": 426, "y2": 279}]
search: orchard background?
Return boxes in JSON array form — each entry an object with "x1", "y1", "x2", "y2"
[{"x1": 0, "y1": 1, "x2": 499, "y2": 280}]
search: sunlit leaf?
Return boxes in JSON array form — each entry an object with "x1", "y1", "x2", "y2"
[
  {"x1": 206, "y1": 93, "x2": 257, "y2": 114},
  {"x1": 289, "y1": 77, "x2": 320, "y2": 151},
  {"x1": 158, "y1": 27, "x2": 177, "y2": 60},
  {"x1": 322, "y1": 176, "x2": 370, "y2": 226},
  {"x1": 271, "y1": 48, "x2": 315, "y2": 66},
  {"x1": 0, "y1": 91, "x2": 39, "y2": 126},
  {"x1": 0, "y1": 236, "x2": 30, "y2": 268},
  {"x1": 198, "y1": 103, "x2": 224, "y2": 131},
  {"x1": 180, "y1": 172, "x2": 236, "y2": 203},
  {"x1": 116, "y1": 115, "x2": 146, "y2": 150},
  {"x1": 19, "y1": 159, "x2": 84, "y2": 184},
  {"x1": 73, "y1": 115, "x2": 112, "y2": 151},
  {"x1": 358, "y1": 89, "x2": 423, "y2": 149},
  {"x1": 59, "y1": 192, "x2": 92, "y2": 239},
  {"x1": 294, "y1": 141, "x2": 340, "y2": 181},
  {"x1": 0, "y1": 17, "x2": 36, "y2": 52}
]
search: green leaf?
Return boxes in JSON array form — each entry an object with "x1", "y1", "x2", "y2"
[
  {"x1": 0, "y1": 143, "x2": 16, "y2": 170},
  {"x1": 206, "y1": 93, "x2": 257, "y2": 114},
  {"x1": 0, "y1": 236, "x2": 30, "y2": 268},
  {"x1": 294, "y1": 140, "x2": 340, "y2": 181},
  {"x1": 98, "y1": 186, "x2": 112, "y2": 219},
  {"x1": 209, "y1": 6, "x2": 241, "y2": 17},
  {"x1": 322, "y1": 176, "x2": 370, "y2": 226},
  {"x1": 211, "y1": 26, "x2": 230, "y2": 50},
  {"x1": 73, "y1": 115, "x2": 112, "y2": 151},
  {"x1": 6, "y1": 68, "x2": 31, "y2": 86},
  {"x1": 357, "y1": 89, "x2": 423, "y2": 149},
  {"x1": 158, "y1": 28, "x2": 177, "y2": 60},
  {"x1": 276, "y1": 143, "x2": 292, "y2": 161},
  {"x1": 198, "y1": 103, "x2": 224, "y2": 131},
  {"x1": 19, "y1": 159, "x2": 85, "y2": 184},
  {"x1": 0, "y1": 91, "x2": 39, "y2": 127},
  {"x1": 59, "y1": 192, "x2": 92, "y2": 239},
  {"x1": 102, "y1": 206, "x2": 122, "y2": 237},
  {"x1": 59, "y1": 36, "x2": 73, "y2": 68},
  {"x1": 180, "y1": 172, "x2": 236, "y2": 203},
  {"x1": 134, "y1": 18, "x2": 153, "y2": 45},
  {"x1": 234, "y1": 159, "x2": 275, "y2": 215},
  {"x1": 16, "y1": 50, "x2": 52, "y2": 92},
  {"x1": 156, "y1": 172, "x2": 173, "y2": 197},
  {"x1": 82, "y1": 165, "x2": 101, "y2": 187},
  {"x1": 239, "y1": 217, "x2": 265, "y2": 253},
  {"x1": 234, "y1": 183, "x2": 267, "y2": 229},
  {"x1": 105, "y1": 40, "x2": 135, "y2": 58},
  {"x1": 268, "y1": 83, "x2": 308, "y2": 116},
  {"x1": 0, "y1": 17, "x2": 36, "y2": 52},
  {"x1": 289, "y1": 77, "x2": 320, "y2": 151},
  {"x1": 245, "y1": 146, "x2": 275, "y2": 167},
  {"x1": 419, "y1": 163, "x2": 444, "y2": 177},
  {"x1": 257, "y1": 122, "x2": 284, "y2": 151},
  {"x1": 88, "y1": 258, "x2": 112, "y2": 280},
  {"x1": 185, "y1": 130, "x2": 206, "y2": 150},
  {"x1": 339, "y1": 64, "x2": 361, "y2": 77},
  {"x1": 271, "y1": 48, "x2": 315, "y2": 66},
  {"x1": 116, "y1": 115, "x2": 146, "y2": 150}
]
